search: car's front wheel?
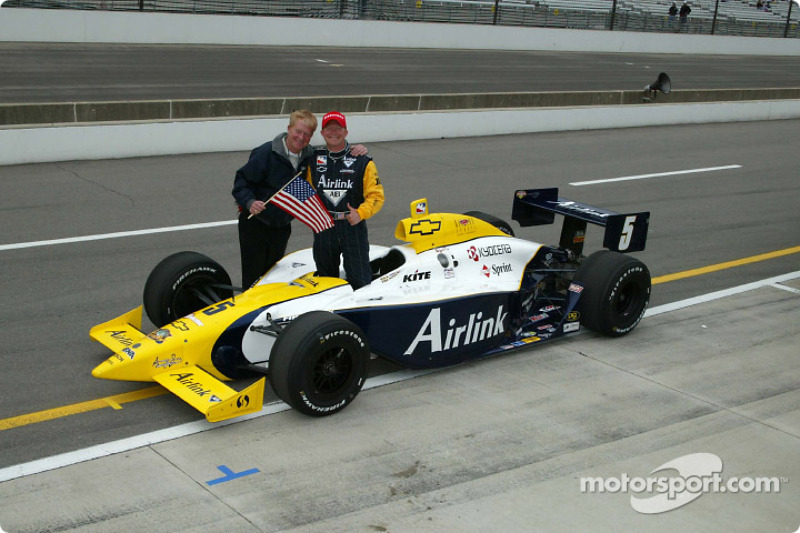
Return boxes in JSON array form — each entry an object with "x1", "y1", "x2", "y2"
[
  {"x1": 143, "y1": 251, "x2": 233, "y2": 327},
  {"x1": 573, "y1": 250, "x2": 650, "y2": 337},
  {"x1": 269, "y1": 311, "x2": 370, "y2": 417}
]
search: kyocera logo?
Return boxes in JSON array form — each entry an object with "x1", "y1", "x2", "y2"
[
  {"x1": 468, "y1": 244, "x2": 512, "y2": 262},
  {"x1": 404, "y1": 305, "x2": 508, "y2": 355}
]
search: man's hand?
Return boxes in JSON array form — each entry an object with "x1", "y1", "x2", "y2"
[
  {"x1": 249, "y1": 200, "x2": 266, "y2": 216},
  {"x1": 345, "y1": 203, "x2": 362, "y2": 226},
  {"x1": 350, "y1": 144, "x2": 368, "y2": 157}
]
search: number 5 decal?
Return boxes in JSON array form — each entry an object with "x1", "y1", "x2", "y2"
[{"x1": 618, "y1": 215, "x2": 637, "y2": 251}]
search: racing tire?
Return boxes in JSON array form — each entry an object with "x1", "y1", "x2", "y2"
[
  {"x1": 269, "y1": 311, "x2": 370, "y2": 417},
  {"x1": 573, "y1": 250, "x2": 650, "y2": 337},
  {"x1": 463, "y1": 211, "x2": 515, "y2": 237},
  {"x1": 143, "y1": 251, "x2": 233, "y2": 327}
]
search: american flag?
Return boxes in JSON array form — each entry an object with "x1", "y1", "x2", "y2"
[{"x1": 270, "y1": 175, "x2": 334, "y2": 233}]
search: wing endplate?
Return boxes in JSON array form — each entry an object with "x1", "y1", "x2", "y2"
[
  {"x1": 154, "y1": 365, "x2": 264, "y2": 422},
  {"x1": 89, "y1": 306, "x2": 145, "y2": 351}
]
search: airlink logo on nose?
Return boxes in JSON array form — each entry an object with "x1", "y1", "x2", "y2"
[{"x1": 405, "y1": 305, "x2": 507, "y2": 354}]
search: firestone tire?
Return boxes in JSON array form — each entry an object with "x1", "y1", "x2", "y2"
[
  {"x1": 269, "y1": 311, "x2": 370, "y2": 417},
  {"x1": 143, "y1": 251, "x2": 233, "y2": 328},
  {"x1": 463, "y1": 211, "x2": 515, "y2": 237},
  {"x1": 573, "y1": 250, "x2": 650, "y2": 337}
]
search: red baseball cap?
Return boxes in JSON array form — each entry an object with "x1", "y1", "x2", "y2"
[{"x1": 322, "y1": 111, "x2": 347, "y2": 129}]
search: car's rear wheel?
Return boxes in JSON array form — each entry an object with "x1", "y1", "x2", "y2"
[
  {"x1": 269, "y1": 311, "x2": 370, "y2": 417},
  {"x1": 463, "y1": 210, "x2": 515, "y2": 237},
  {"x1": 573, "y1": 250, "x2": 650, "y2": 337},
  {"x1": 143, "y1": 251, "x2": 233, "y2": 327}
]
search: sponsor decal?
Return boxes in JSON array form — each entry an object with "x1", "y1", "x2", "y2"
[
  {"x1": 444, "y1": 268, "x2": 455, "y2": 279},
  {"x1": 563, "y1": 321, "x2": 580, "y2": 333},
  {"x1": 529, "y1": 313, "x2": 549, "y2": 323},
  {"x1": 573, "y1": 230, "x2": 586, "y2": 244},
  {"x1": 153, "y1": 355, "x2": 182, "y2": 369},
  {"x1": 324, "y1": 189, "x2": 348, "y2": 207},
  {"x1": 300, "y1": 274, "x2": 319, "y2": 287},
  {"x1": 301, "y1": 391, "x2": 347, "y2": 413},
  {"x1": 122, "y1": 347, "x2": 136, "y2": 360},
  {"x1": 172, "y1": 267, "x2": 217, "y2": 292},
  {"x1": 108, "y1": 330, "x2": 135, "y2": 346},
  {"x1": 343, "y1": 156, "x2": 357, "y2": 167},
  {"x1": 455, "y1": 218, "x2": 475, "y2": 234},
  {"x1": 468, "y1": 243, "x2": 512, "y2": 262},
  {"x1": 318, "y1": 175, "x2": 353, "y2": 188},
  {"x1": 380, "y1": 271, "x2": 401, "y2": 283},
  {"x1": 550, "y1": 200, "x2": 612, "y2": 219},
  {"x1": 540, "y1": 305, "x2": 559, "y2": 312},
  {"x1": 402, "y1": 270, "x2": 431, "y2": 283},
  {"x1": 322, "y1": 329, "x2": 365, "y2": 348},
  {"x1": 409, "y1": 219, "x2": 442, "y2": 236},
  {"x1": 568, "y1": 283, "x2": 584, "y2": 294},
  {"x1": 291, "y1": 262, "x2": 307, "y2": 268},
  {"x1": 186, "y1": 313, "x2": 204, "y2": 327},
  {"x1": 491, "y1": 263, "x2": 513, "y2": 275},
  {"x1": 568, "y1": 311, "x2": 580, "y2": 321},
  {"x1": 168, "y1": 373, "x2": 222, "y2": 402},
  {"x1": 316, "y1": 155, "x2": 327, "y2": 165},
  {"x1": 148, "y1": 329, "x2": 172, "y2": 343},
  {"x1": 171, "y1": 320, "x2": 190, "y2": 332},
  {"x1": 481, "y1": 265, "x2": 490, "y2": 278},
  {"x1": 404, "y1": 305, "x2": 508, "y2": 355},
  {"x1": 415, "y1": 201, "x2": 427, "y2": 214}
]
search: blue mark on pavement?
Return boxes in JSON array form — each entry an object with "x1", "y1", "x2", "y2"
[{"x1": 206, "y1": 464, "x2": 260, "y2": 486}]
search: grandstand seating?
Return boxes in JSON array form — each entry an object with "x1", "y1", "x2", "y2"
[{"x1": 2, "y1": 0, "x2": 797, "y2": 37}]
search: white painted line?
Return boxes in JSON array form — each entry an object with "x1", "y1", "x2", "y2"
[
  {"x1": 771, "y1": 282, "x2": 800, "y2": 294},
  {"x1": 1, "y1": 269, "x2": 799, "y2": 483},
  {"x1": 569, "y1": 164, "x2": 742, "y2": 187},
  {"x1": 0, "y1": 220, "x2": 237, "y2": 252},
  {"x1": 644, "y1": 270, "x2": 800, "y2": 317}
]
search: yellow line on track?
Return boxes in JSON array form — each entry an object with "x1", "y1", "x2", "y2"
[
  {"x1": 0, "y1": 386, "x2": 166, "y2": 431},
  {"x1": 652, "y1": 245, "x2": 800, "y2": 285},
  {"x1": 2, "y1": 245, "x2": 798, "y2": 431}
]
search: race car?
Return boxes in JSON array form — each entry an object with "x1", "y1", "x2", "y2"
[{"x1": 90, "y1": 188, "x2": 651, "y2": 422}]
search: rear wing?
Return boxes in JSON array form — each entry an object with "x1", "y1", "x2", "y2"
[{"x1": 512, "y1": 188, "x2": 649, "y2": 254}]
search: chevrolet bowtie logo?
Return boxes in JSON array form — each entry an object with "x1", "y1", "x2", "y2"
[{"x1": 409, "y1": 219, "x2": 442, "y2": 236}]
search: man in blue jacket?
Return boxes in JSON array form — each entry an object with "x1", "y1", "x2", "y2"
[{"x1": 232, "y1": 109, "x2": 318, "y2": 289}]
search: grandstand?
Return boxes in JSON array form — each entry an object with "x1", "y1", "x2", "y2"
[{"x1": 2, "y1": 0, "x2": 797, "y2": 38}]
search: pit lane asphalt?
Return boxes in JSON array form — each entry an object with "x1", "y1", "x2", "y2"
[
  {"x1": 0, "y1": 119, "x2": 799, "y2": 532},
  {"x1": 2, "y1": 43, "x2": 800, "y2": 104}
]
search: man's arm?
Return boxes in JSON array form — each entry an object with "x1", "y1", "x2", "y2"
[{"x1": 354, "y1": 161, "x2": 384, "y2": 222}]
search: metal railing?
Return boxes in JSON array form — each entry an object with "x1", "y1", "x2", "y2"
[{"x1": 2, "y1": 0, "x2": 798, "y2": 38}]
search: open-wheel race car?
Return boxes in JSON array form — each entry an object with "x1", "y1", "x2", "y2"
[{"x1": 90, "y1": 188, "x2": 651, "y2": 422}]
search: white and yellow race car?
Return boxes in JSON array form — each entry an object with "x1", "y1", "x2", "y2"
[{"x1": 90, "y1": 189, "x2": 651, "y2": 422}]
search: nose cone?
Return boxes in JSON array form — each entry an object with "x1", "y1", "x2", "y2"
[{"x1": 91, "y1": 348, "x2": 149, "y2": 382}]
